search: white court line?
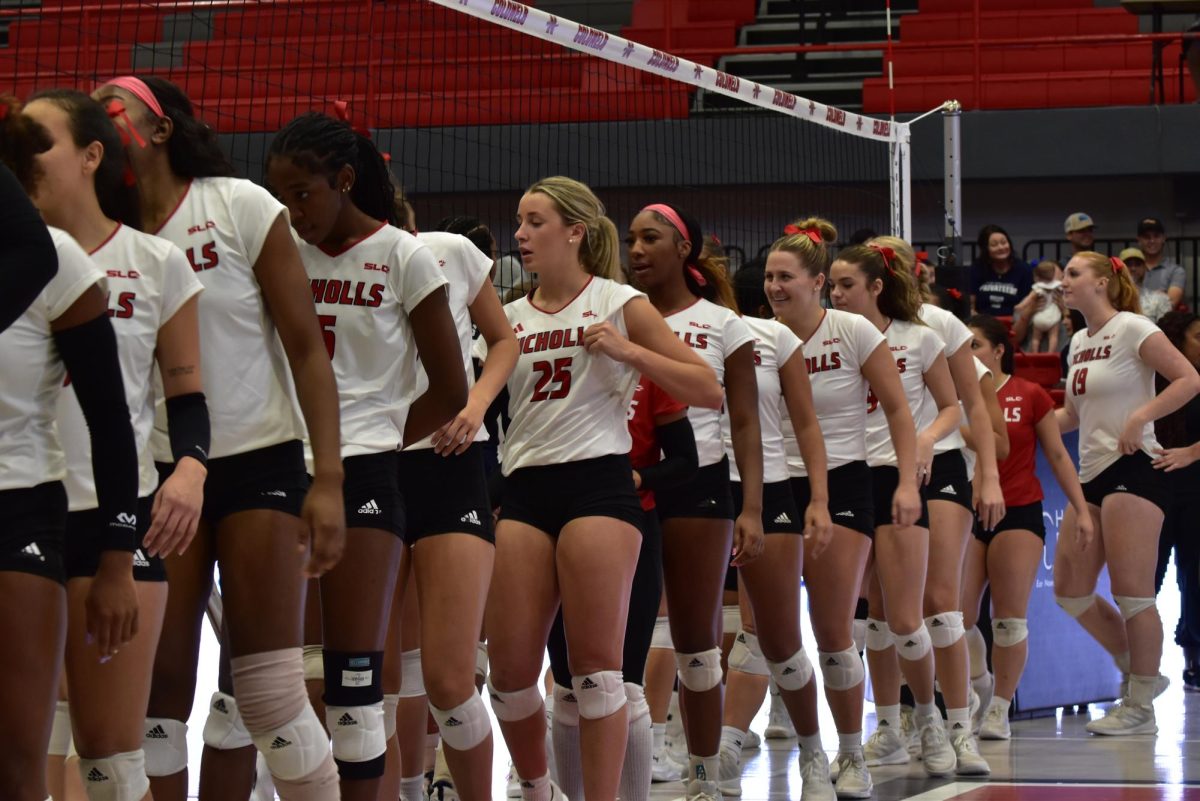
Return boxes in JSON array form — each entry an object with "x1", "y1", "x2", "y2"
[{"x1": 900, "y1": 781, "x2": 1193, "y2": 801}]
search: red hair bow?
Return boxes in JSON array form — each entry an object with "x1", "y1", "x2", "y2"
[
  {"x1": 783, "y1": 224, "x2": 822, "y2": 244},
  {"x1": 1110, "y1": 256, "x2": 1125, "y2": 272},
  {"x1": 868, "y1": 243, "x2": 896, "y2": 275},
  {"x1": 333, "y1": 100, "x2": 371, "y2": 138},
  {"x1": 104, "y1": 98, "x2": 147, "y2": 149},
  {"x1": 947, "y1": 288, "x2": 963, "y2": 300}
]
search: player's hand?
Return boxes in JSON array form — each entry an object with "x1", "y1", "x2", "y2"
[
  {"x1": 583, "y1": 321, "x2": 636, "y2": 363},
  {"x1": 915, "y1": 433, "x2": 935, "y2": 486},
  {"x1": 892, "y1": 481, "x2": 922, "y2": 528},
  {"x1": 730, "y1": 511, "x2": 764, "y2": 567},
  {"x1": 143, "y1": 457, "x2": 205, "y2": 557},
  {"x1": 1073, "y1": 504, "x2": 1095, "y2": 550},
  {"x1": 803, "y1": 501, "x2": 833, "y2": 559},
  {"x1": 1118, "y1": 415, "x2": 1146, "y2": 455},
  {"x1": 432, "y1": 399, "x2": 485, "y2": 456},
  {"x1": 973, "y1": 474, "x2": 1006, "y2": 532},
  {"x1": 86, "y1": 551, "x2": 139, "y2": 661},
  {"x1": 1153, "y1": 445, "x2": 1199, "y2": 472},
  {"x1": 301, "y1": 475, "x2": 345, "y2": 577}
]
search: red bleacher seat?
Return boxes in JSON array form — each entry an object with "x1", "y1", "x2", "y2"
[
  {"x1": 920, "y1": 0, "x2": 1094, "y2": 10},
  {"x1": 900, "y1": 9, "x2": 1138, "y2": 41},
  {"x1": 1014, "y1": 352, "x2": 1062, "y2": 389}
]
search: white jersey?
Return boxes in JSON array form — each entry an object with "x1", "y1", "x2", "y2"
[
  {"x1": 664, "y1": 298, "x2": 754, "y2": 467},
  {"x1": 500, "y1": 277, "x2": 644, "y2": 475},
  {"x1": 298, "y1": 224, "x2": 447, "y2": 457},
  {"x1": 405, "y1": 231, "x2": 494, "y2": 451},
  {"x1": 783, "y1": 309, "x2": 885, "y2": 476},
  {"x1": 150, "y1": 177, "x2": 304, "y2": 459},
  {"x1": 57, "y1": 225, "x2": 202, "y2": 510},
  {"x1": 1065, "y1": 311, "x2": 1161, "y2": 482},
  {"x1": 920, "y1": 303, "x2": 974, "y2": 454},
  {"x1": 722, "y1": 317, "x2": 802, "y2": 483},
  {"x1": 962, "y1": 356, "x2": 993, "y2": 481},
  {"x1": 866, "y1": 319, "x2": 948, "y2": 468},
  {"x1": 0, "y1": 229, "x2": 104, "y2": 491}
]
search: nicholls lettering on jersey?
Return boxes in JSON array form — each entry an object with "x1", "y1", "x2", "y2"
[
  {"x1": 574, "y1": 24, "x2": 609, "y2": 51},
  {"x1": 806, "y1": 352, "x2": 842, "y2": 374},
  {"x1": 1072, "y1": 345, "x2": 1112, "y2": 365},
  {"x1": 310, "y1": 278, "x2": 385, "y2": 308},
  {"x1": 106, "y1": 291, "x2": 136, "y2": 319},
  {"x1": 647, "y1": 49, "x2": 679, "y2": 73},
  {"x1": 518, "y1": 327, "x2": 586, "y2": 355},
  {"x1": 489, "y1": 0, "x2": 528, "y2": 25},
  {"x1": 677, "y1": 331, "x2": 709, "y2": 350}
]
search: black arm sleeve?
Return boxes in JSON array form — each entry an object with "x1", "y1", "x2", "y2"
[
  {"x1": 637, "y1": 416, "x2": 699, "y2": 493},
  {"x1": 0, "y1": 164, "x2": 57, "y2": 333},
  {"x1": 54, "y1": 314, "x2": 140, "y2": 552},
  {"x1": 166, "y1": 392, "x2": 211, "y2": 466}
]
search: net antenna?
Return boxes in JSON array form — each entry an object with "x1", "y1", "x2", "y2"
[{"x1": 430, "y1": 0, "x2": 915, "y2": 240}]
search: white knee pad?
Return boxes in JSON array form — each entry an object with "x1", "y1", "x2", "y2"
[
  {"x1": 552, "y1": 684, "x2": 579, "y2": 726},
  {"x1": 572, "y1": 670, "x2": 627, "y2": 720},
  {"x1": 925, "y1": 611, "x2": 965, "y2": 649},
  {"x1": 475, "y1": 642, "x2": 488, "y2": 682},
  {"x1": 202, "y1": 691, "x2": 253, "y2": 750},
  {"x1": 1114, "y1": 595, "x2": 1156, "y2": 621},
  {"x1": 818, "y1": 647, "x2": 865, "y2": 692},
  {"x1": 430, "y1": 692, "x2": 492, "y2": 751},
  {"x1": 675, "y1": 649, "x2": 723, "y2": 692},
  {"x1": 851, "y1": 619, "x2": 868, "y2": 654},
  {"x1": 326, "y1": 703, "x2": 387, "y2": 766},
  {"x1": 624, "y1": 682, "x2": 650, "y2": 723},
  {"x1": 486, "y1": 678, "x2": 544, "y2": 721},
  {"x1": 250, "y1": 703, "x2": 331, "y2": 781},
  {"x1": 722, "y1": 605, "x2": 742, "y2": 636},
  {"x1": 651, "y1": 616, "x2": 674, "y2": 650},
  {"x1": 49, "y1": 700, "x2": 72, "y2": 757},
  {"x1": 767, "y1": 648, "x2": 814, "y2": 692},
  {"x1": 991, "y1": 618, "x2": 1029, "y2": 647},
  {"x1": 728, "y1": 630, "x2": 769, "y2": 676},
  {"x1": 142, "y1": 718, "x2": 188, "y2": 777},
  {"x1": 892, "y1": 624, "x2": 933, "y2": 661},
  {"x1": 302, "y1": 644, "x2": 324, "y2": 682},
  {"x1": 865, "y1": 618, "x2": 892, "y2": 652},
  {"x1": 78, "y1": 750, "x2": 149, "y2": 801},
  {"x1": 400, "y1": 649, "x2": 425, "y2": 698},
  {"x1": 1055, "y1": 593, "x2": 1096, "y2": 619},
  {"x1": 383, "y1": 694, "x2": 400, "y2": 741}
]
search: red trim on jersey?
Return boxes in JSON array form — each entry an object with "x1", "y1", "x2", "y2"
[
  {"x1": 317, "y1": 220, "x2": 389, "y2": 258},
  {"x1": 662, "y1": 295, "x2": 703, "y2": 319},
  {"x1": 88, "y1": 222, "x2": 123, "y2": 256},
  {"x1": 807, "y1": 308, "x2": 829, "y2": 342},
  {"x1": 528, "y1": 275, "x2": 594, "y2": 315},
  {"x1": 1085, "y1": 311, "x2": 1119, "y2": 338},
  {"x1": 152, "y1": 180, "x2": 193, "y2": 235}
]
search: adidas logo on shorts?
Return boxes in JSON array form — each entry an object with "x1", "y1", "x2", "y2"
[
  {"x1": 461, "y1": 510, "x2": 481, "y2": 526},
  {"x1": 261, "y1": 490, "x2": 288, "y2": 498},
  {"x1": 133, "y1": 549, "x2": 150, "y2": 568},
  {"x1": 213, "y1": 698, "x2": 229, "y2": 714},
  {"x1": 939, "y1": 485, "x2": 957, "y2": 496},
  {"x1": 1115, "y1": 485, "x2": 1128, "y2": 492},
  {"x1": 21, "y1": 543, "x2": 45, "y2": 562},
  {"x1": 580, "y1": 677, "x2": 598, "y2": 690},
  {"x1": 146, "y1": 724, "x2": 168, "y2": 739},
  {"x1": 270, "y1": 736, "x2": 292, "y2": 750},
  {"x1": 358, "y1": 499, "x2": 382, "y2": 515},
  {"x1": 835, "y1": 510, "x2": 855, "y2": 518},
  {"x1": 773, "y1": 512, "x2": 792, "y2": 524},
  {"x1": 86, "y1": 767, "x2": 109, "y2": 783},
  {"x1": 338, "y1": 713, "x2": 357, "y2": 727}
]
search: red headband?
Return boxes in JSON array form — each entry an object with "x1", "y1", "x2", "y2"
[
  {"x1": 783, "y1": 224, "x2": 823, "y2": 245},
  {"x1": 101, "y1": 76, "x2": 164, "y2": 118},
  {"x1": 868, "y1": 243, "x2": 897, "y2": 275},
  {"x1": 105, "y1": 98, "x2": 147, "y2": 150},
  {"x1": 642, "y1": 203, "x2": 707, "y2": 287},
  {"x1": 1110, "y1": 256, "x2": 1125, "y2": 272}
]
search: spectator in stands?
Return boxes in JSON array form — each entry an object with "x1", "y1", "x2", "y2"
[
  {"x1": 1065, "y1": 213, "x2": 1096, "y2": 255},
  {"x1": 1136, "y1": 217, "x2": 1186, "y2": 308},
  {"x1": 971, "y1": 224, "x2": 1032, "y2": 316},
  {"x1": 1121, "y1": 247, "x2": 1174, "y2": 322}
]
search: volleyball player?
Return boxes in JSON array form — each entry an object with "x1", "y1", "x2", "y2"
[
  {"x1": 266, "y1": 111, "x2": 467, "y2": 800},
  {"x1": 0, "y1": 162, "x2": 57, "y2": 332},
  {"x1": 1053, "y1": 253, "x2": 1200, "y2": 735},
  {"x1": 962, "y1": 315, "x2": 1092, "y2": 739},
  {"x1": 627, "y1": 202, "x2": 764, "y2": 801},
  {"x1": 0, "y1": 95, "x2": 140, "y2": 801},
  {"x1": 486, "y1": 177, "x2": 720, "y2": 801},
  {"x1": 94, "y1": 76, "x2": 346, "y2": 801},
  {"x1": 768, "y1": 226, "x2": 922, "y2": 798}
]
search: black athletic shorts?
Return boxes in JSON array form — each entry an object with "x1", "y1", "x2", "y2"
[
  {"x1": 871, "y1": 465, "x2": 929, "y2": 529},
  {"x1": 792, "y1": 460, "x2": 875, "y2": 538},
  {"x1": 65, "y1": 495, "x2": 163, "y2": 581},
  {"x1": 0, "y1": 481, "x2": 66, "y2": 582},
  {"x1": 168, "y1": 440, "x2": 309, "y2": 524},
  {"x1": 398, "y1": 444, "x2": 494, "y2": 544},
  {"x1": 925, "y1": 449, "x2": 973, "y2": 512},
  {"x1": 732, "y1": 480, "x2": 804, "y2": 535},
  {"x1": 342, "y1": 451, "x2": 404, "y2": 537},
  {"x1": 655, "y1": 457, "x2": 735, "y2": 521},
  {"x1": 499, "y1": 454, "x2": 644, "y2": 534},
  {"x1": 974, "y1": 500, "x2": 1046, "y2": 544},
  {"x1": 1081, "y1": 451, "x2": 1170, "y2": 514}
]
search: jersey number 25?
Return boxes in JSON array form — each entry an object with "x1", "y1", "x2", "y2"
[{"x1": 531, "y1": 358, "x2": 573, "y2": 402}]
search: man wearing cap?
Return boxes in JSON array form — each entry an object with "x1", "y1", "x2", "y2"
[
  {"x1": 1120, "y1": 247, "x2": 1173, "y2": 321},
  {"x1": 1136, "y1": 216, "x2": 1186, "y2": 307},
  {"x1": 1064, "y1": 212, "x2": 1095, "y2": 254}
]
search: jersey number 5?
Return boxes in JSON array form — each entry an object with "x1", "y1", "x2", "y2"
[
  {"x1": 319, "y1": 314, "x2": 337, "y2": 358},
  {"x1": 1072, "y1": 367, "x2": 1087, "y2": 396},
  {"x1": 531, "y1": 358, "x2": 573, "y2": 402}
]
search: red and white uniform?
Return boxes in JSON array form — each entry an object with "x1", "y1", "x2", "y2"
[
  {"x1": 405, "y1": 231, "x2": 494, "y2": 450},
  {"x1": 995, "y1": 375, "x2": 1054, "y2": 505},
  {"x1": 866, "y1": 319, "x2": 947, "y2": 468},
  {"x1": 722, "y1": 317, "x2": 802, "y2": 483},
  {"x1": 783, "y1": 309, "x2": 885, "y2": 476},
  {"x1": 663, "y1": 298, "x2": 753, "y2": 467},
  {"x1": 0, "y1": 229, "x2": 104, "y2": 490},
  {"x1": 628, "y1": 377, "x2": 687, "y2": 510},
  {"x1": 57, "y1": 225, "x2": 202, "y2": 510},
  {"x1": 501, "y1": 277, "x2": 644, "y2": 475},
  {"x1": 920, "y1": 302, "x2": 974, "y2": 455},
  {"x1": 1065, "y1": 311, "x2": 1161, "y2": 482},
  {"x1": 296, "y1": 223, "x2": 447, "y2": 456},
  {"x1": 151, "y1": 177, "x2": 303, "y2": 459}
]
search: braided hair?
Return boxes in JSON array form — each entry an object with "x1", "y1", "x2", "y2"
[{"x1": 436, "y1": 215, "x2": 495, "y2": 259}]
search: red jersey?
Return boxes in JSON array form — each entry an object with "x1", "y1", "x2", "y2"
[
  {"x1": 628, "y1": 376, "x2": 687, "y2": 511},
  {"x1": 996, "y1": 375, "x2": 1055, "y2": 506}
]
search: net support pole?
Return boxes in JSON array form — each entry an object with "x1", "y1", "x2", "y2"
[
  {"x1": 942, "y1": 100, "x2": 967, "y2": 313},
  {"x1": 889, "y1": 131, "x2": 911, "y2": 240}
]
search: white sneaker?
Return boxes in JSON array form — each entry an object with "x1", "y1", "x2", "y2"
[
  {"x1": 951, "y1": 733, "x2": 990, "y2": 776},
  {"x1": 1085, "y1": 701, "x2": 1157, "y2": 736},
  {"x1": 718, "y1": 748, "x2": 742, "y2": 796},
  {"x1": 919, "y1": 722, "x2": 956, "y2": 777},
  {"x1": 972, "y1": 674, "x2": 994, "y2": 732},
  {"x1": 549, "y1": 780, "x2": 570, "y2": 801},
  {"x1": 765, "y1": 691, "x2": 797, "y2": 739},
  {"x1": 968, "y1": 686, "x2": 980, "y2": 724},
  {"x1": 831, "y1": 752, "x2": 873, "y2": 799},
  {"x1": 430, "y1": 779, "x2": 460, "y2": 801},
  {"x1": 652, "y1": 744, "x2": 687, "y2": 783},
  {"x1": 798, "y1": 749, "x2": 836, "y2": 801},
  {"x1": 741, "y1": 729, "x2": 761, "y2": 751},
  {"x1": 506, "y1": 764, "x2": 521, "y2": 798},
  {"x1": 979, "y1": 704, "x2": 1011, "y2": 740},
  {"x1": 1119, "y1": 672, "x2": 1171, "y2": 701},
  {"x1": 676, "y1": 778, "x2": 722, "y2": 801},
  {"x1": 900, "y1": 707, "x2": 920, "y2": 757},
  {"x1": 862, "y1": 724, "x2": 909, "y2": 767}
]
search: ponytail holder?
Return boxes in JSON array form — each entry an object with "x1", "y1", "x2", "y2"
[
  {"x1": 783, "y1": 224, "x2": 823, "y2": 245},
  {"x1": 105, "y1": 98, "x2": 147, "y2": 148},
  {"x1": 687, "y1": 265, "x2": 708, "y2": 287},
  {"x1": 382, "y1": 152, "x2": 391, "y2": 163},
  {"x1": 333, "y1": 100, "x2": 371, "y2": 138},
  {"x1": 1110, "y1": 256, "x2": 1125, "y2": 272},
  {"x1": 947, "y1": 288, "x2": 962, "y2": 300},
  {"x1": 868, "y1": 243, "x2": 897, "y2": 275},
  {"x1": 709, "y1": 234, "x2": 721, "y2": 246}
]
